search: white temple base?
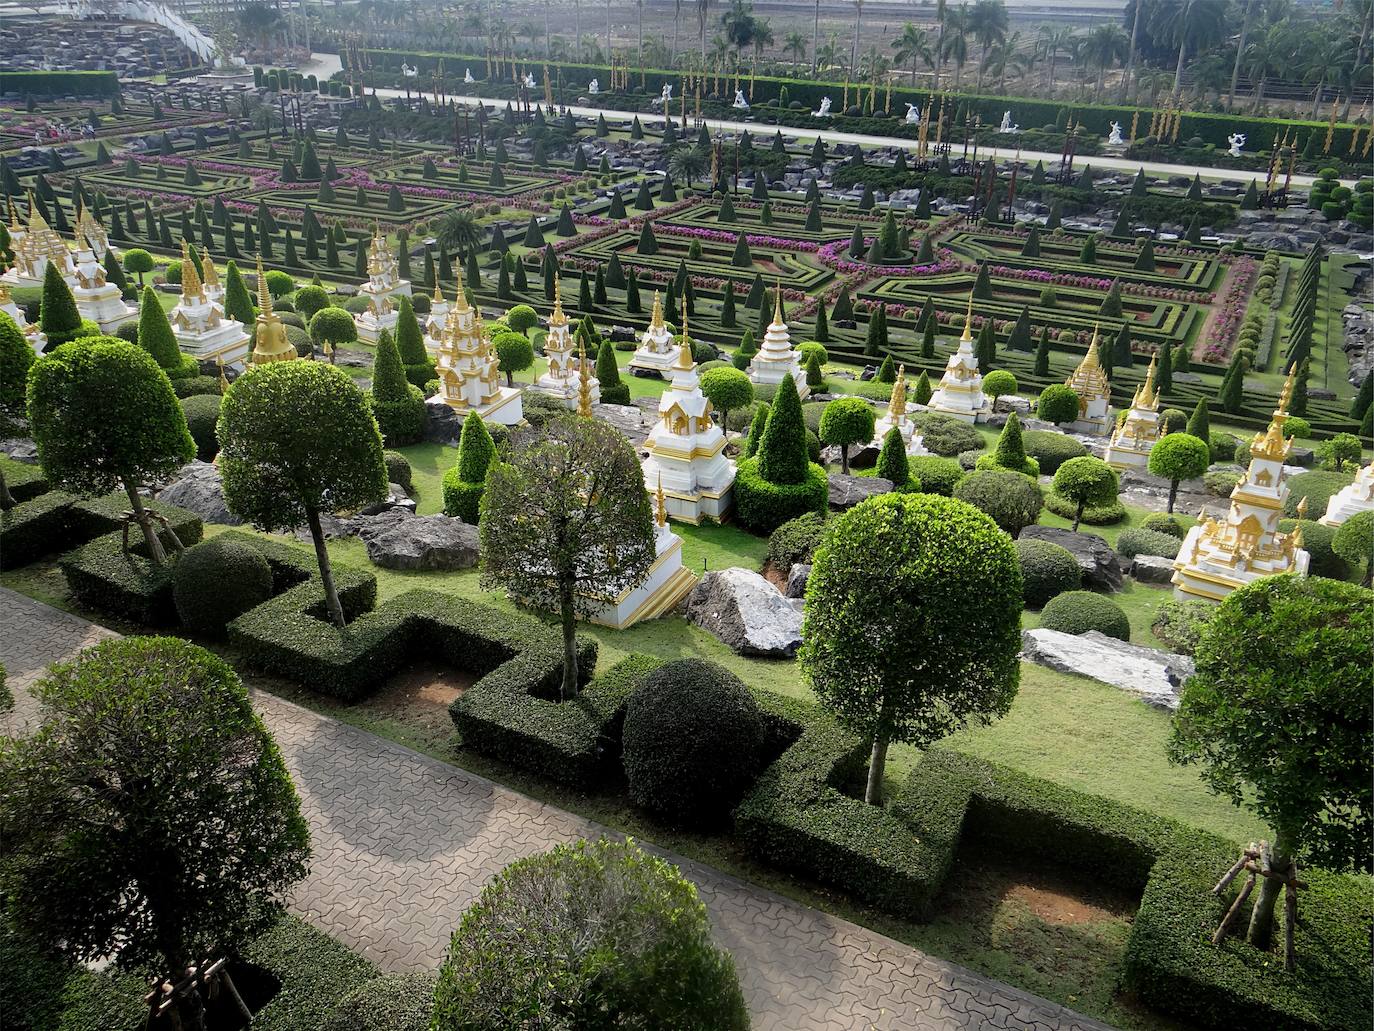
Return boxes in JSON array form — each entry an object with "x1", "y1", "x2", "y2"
[
  {"x1": 1171, "y1": 528, "x2": 1310, "y2": 603},
  {"x1": 530, "y1": 375, "x2": 600, "y2": 409},
  {"x1": 74, "y1": 287, "x2": 136, "y2": 333},
  {"x1": 1065, "y1": 411, "x2": 1115, "y2": 436},
  {"x1": 923, "y1": 400, "x2": 987, "y2": 424},
  {"x1": 175, "y1": 326, "x2": 252, "y2": 367},
  {"x1": 583, "y1": 527, "x2": 698, "y2": 629},
  {"x1": 1104, "y1": 441, "x2": 1153, "y2": 471},
  {"x1": 355, "y1": 309, "x2": 400, "y2": 344},
  {"x1": 1318, "y1": 473, "x2": 1373, "y2": 527},
  {"x1": 627, "y1": 346, "x2": 683, "y2": 377},
  {"x1": 358, "y1": 279, "x2": 413, "y2": 302},
  {"x1": 873, "y1": 412, "x2": 929, "y2": 457},
  {"x1": 641, "y1": 455, "x2": 735, "y2": 524},
  {"x1": 429, "y1": 386, "x2": 524, "y2": 426},
  {"x1": 0, "y1": 268, "x2": 46, "y2": 290}
]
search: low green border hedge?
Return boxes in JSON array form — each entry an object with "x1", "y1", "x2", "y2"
[
  {"x1": 0, "y1": 457, "x2": 49, "y2": 505},
  {"x1": 2, "y1": 489, "x2": 200, "y2": 573},
  {"x1": 57, "y1": 513, "x2": 206, "y2": 625}
]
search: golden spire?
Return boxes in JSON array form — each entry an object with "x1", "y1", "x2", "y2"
[
  {"x1": 649, "y1": 290, "x2": 664, "y2": 329},
  {"x1": 960, "y1": 292, "x2": 974, "y2": 343},
  {"x1": 655, "y1": 473, "x2": 667, "y2": 527},
  {"x1": 256, "y1": 256, "x2": 273, "y2": 316},
  {"x1": 889, "y1": 365, "x2": 907, "y2": 419},
  {"x1": 1296, "y1": 495, "x2": 1308, "y2": 520},
  {"x1": 180, "y1": 240, "x2": 204, "y2": 303},
  {"x1": 549, "y1": 276, "x2": 567, "y2": 326},
  {"x1": 1066, "y1": 324, "x2": 1111, "y2": 401},
  {"x1": 577, "y1": 338, "x2": 593, "y2": 416},
  {"x1": 1082, "y1": 324, "x2": 1102, "y2": 369},
  {"x1": 453, "y1": 285, "x2": 471, "y2": 313},
  {"x1": 432, "y1": 280, "x2": 444, "y2": 302},
  {"x1": 773, "y1": 278, "x2": 784, "y2": 325},
  {"x1": 26, "y1": 190, "x2": 47, "y2": 230},
  {"x1": 674, "y1": 297, "x2": 694, "y2": 370},
  {"x1": 1250, "y1": 365, "x2": 1296, "y2": 462},
  {"x1": 218, "y1": 356, "x2": 230, "y2": 392},
  {"x1": 199, "y1": 246, "x2": 220, "y2": 289},
  {"x1": 250, "y1": 257, "x2": 296, "y2": 364},
  {"x1": 1135, "y1": 353, "x2": 1158, "y2": 410},
  {"x1": 6, "y1": 196, "x2": 17, "y2": 232}
]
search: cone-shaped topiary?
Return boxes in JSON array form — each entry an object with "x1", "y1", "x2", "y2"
[
  {"x1": 758, "y1": 373, "x2": 808, "y2": 484},
  {"x1": 442, "y1": 411, "x2": 496, "y2": 522},
  {"x1": 368, "y1": 329, "x2": 426, "y2": 445},
  {"x1": 876, "y1": 425, "x2": 912, "y2": 488},
  {"x1": 135, "y1": 285, "x2": 187, "y2": 373}
]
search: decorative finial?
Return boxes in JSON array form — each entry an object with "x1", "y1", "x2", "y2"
[
  {"x1": 255, "y1": 256, "x2": 273, "y2": 316},
  {"x1": 218, "y1": 357, "x2": 230, "y2": 392},
  {"x1": 655, "y1": 473, "x2": 667, "y2": 527},
  {"x1": 650, "y1": 290, "x2": 663, "y2": 328},
  {"x1": 675, "y1": 297, "x2": 693, "y2": 370},
  {"x1": 577, "y1": 338, "x2": 593, "y2": 417},
  {"x1": 199, "y1": 246, "x2": 220, "y2": 288},
  {"x1": 960, "y1": 292, "x2": 974, "y2": 343},
  {"x1": 773, "y1": 278, "x2": 783, "y2": 324},
  {"x1": 1137, "y1": 353, "x2": 1158, "y2": 409},
  {"x1": 180, "y1": 240, "x2": 204, "y2": 303},
  {"x1": 1296, "y1": 495, "x2": 1308, "y2": 520},
  {"x1": 890, "y1": 365, "x2": 907, "y2": 419}
]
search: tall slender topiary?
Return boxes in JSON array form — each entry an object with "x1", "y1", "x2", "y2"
[
  {"x1": 443, "y1": 411, "x2": 496, "y2": 522},
  {"x1": 875, "y1": 425, "x2": 911, "y2": 488},
  {"x1": 135, "y1": 285, "x2": 185, "y2": 372},
  {"x1": 39, "y1": 262, "x2": 84, "y2": 345},
  {"x1": 758, "y1": 373, "x2": 808, "y2": 484},
  {"x1": 368, "y1": 329, "x2": 426, "y2": 445}
]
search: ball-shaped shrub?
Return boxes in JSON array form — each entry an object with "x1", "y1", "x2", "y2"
[
  {"x1": 1020, "y1": 429, "x2": 1087, "y2": 474},
  {"x1": 323, "y1": 973, "x2": 436, "y2": 1031},
  {"x1": 1203, "y1": 469, "x2": 1241, "y2": 496},
  {"x1": 292, "y1": 285, "x2": 330, "y2": 320},
  {"x1": 383, "y1": 450, "x2": 413, "y2": 492},
  {"x1": 430, "y1": 838, "x2": 748, "y2": 1031},
  {"x1": 1140, "y1": 512, "x2": 1186, "y2": 539},
  {"x1": 1283, "y1": 470, "x2": 1355, "y2": 518},
  {"x1": 907, "y1": 455, "x2": 966, "y2": 495},
  {"x1": 958, "y1": 448, "x2": 983, "y2": 470},
  {"x1": 1208, "y1": 431, "x2": 1238, "y2": 464},
  {"x1": 172, "y1": 374, "x2": 222, "y2": 399},
  {"x1": 1283, "y1": 415, "x2": 1312, "y2": 440},
  {"x1": 622, "y1": 659, "x2": 765, "y2": 827},
  {"x1": 1159, "y1": 408, "x2": 1187, "y2": 435},
  {"x1": 1117, "y1": 526, "x2": 1182, "y2": 560},
  {"x1": 914, "y1": 413, "x2": 984, "y2": 457},
  {"x1": 172, "y1": 536, "x2": 273, "y2": 636},
  {"x1": 1037, "y1": 384, "x2": 1081, "y2": 425},
  {"x1": 981, "y1": 369, "x2": 1018, "y2": 398},
  {"x1": 1039, "y1": 591, "x2": 1131, "y2": 641},
  {"x1": 1014, "y1": 538, "x2": 1082, "y2": 608},
  {"x1": 798, "y1": 340, "x2": 828, "y2": 366},
  {"x1": 953, "y1": 469, "x2": 1044, "y2": 536},
  {"x1": 1332, "y1": 510, "x2": 1373, "y2": 583},
  {"x1": 766, "y1": 511, "x2": 827, "y2": 570},
  {"x1": 180, "y1": 393, "x2": 222, "y2": 461}
]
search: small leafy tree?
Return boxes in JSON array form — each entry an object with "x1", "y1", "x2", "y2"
[
  {"x1": 479, "y1": 415, "x2": 655, "y2": 699},
  {"x1": 1169, "y1": 575, "x2": 1372, "y2": 955},
  {"x1": 1148, "y1": 432, "x2": 1210, "y2": 512},
  {"x1": 293, "y1": 284, "x2": 330, "y2": 320},
  {"x1": 309, "y1": 305, "x2": 358, "y2": 357},
  {"x1": 492, "y1": 330, "x2": 535, "y2": 387},
  {"x1": 819, "y1": 397, "x2": 876, "y2": 474},
  {"x1": 218, "y1": 361, "x2": 387, "y2": 626},
  {"x1": 1051, "y1": 456, "x2": 1119, "y2": 531},
  {"x1": 699, "y1": 366, "x2": 753, "y2": 437},
  {"x1": 0, "y1": 312, "x2": 34, "y2": 509},
  {"x1": 0, "y1": 637, "x2": 310, "y2": 1029},
  {"x1": 1331, "y1": 511, "x2": 1374, "y2": 586},
  {"x1": 801, "y1": 493, "x2": 1022, "y2": 804},
  {"x1": 121, "y1": 247, "x2": 155, "y2": 285},
  {"x1": 27, "y1": 337, "x2": 194, "y2": 564},
  {"x1": 1037, "y1": 384, "x2": 1080, "y2": 425}
]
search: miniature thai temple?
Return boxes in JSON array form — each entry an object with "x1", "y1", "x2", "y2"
[
  {"x1": 640, "y1": 303, "x2": 735, "y2": 523},
  {"x1": 1172, "y1": 369, "x2": 1310, "y2": 602},
  {"x1": 926, "y1": 296, "x2": 990, "y2": 423},
  {"x1": 748, "y1": 289, "x2": 808, "y2": 400},
  {"x1": 1, "y1": 198, "x2": 74, "y2": 288},
  {"x1": 627, "y1": 292, "x2": 681, "y2": 377},
  {"x1": 1064, "y1": 326, "x2": 1114, "y2": 434},
  {"x1": 249, "y1": 258, "x2": 298, "y2": 365},
  {"x1": 424, "y1": 283, "x2": 450, "y2": 344},
  {"x1": 170, "y1": 242, "x2": 250, "y2": 367},
  {"x1": 353, "y1": 225, "x2": 411, "y2": 343},
  {"x1": 1105, "y1": 354, "x2": 1161, "y2": 470},
  {"x1": 1319, "y1": 460, "x2": 1374, "y2": 527},
  {"x1": 873, "y1": 366, "x2": 929, "y2": 458},
  {"x1": 583, "y1": 477, "x2": 698, "y2": 628},
  {"x1": 73, "y1": 202, "x2": 109, "y2": 261},
  {"x1": 69, "y1": 230, "x2": 135, "y2": 335},
  {"x1": 0, "y1": 279, "x2": 44, "y2": 354},
  {"x1": 532, "y1": 278, "x2": 599, "y2": 408},
  {"x1": 432, "y1": 290, "x2": 524, "y2": 425},
  {"x1": 199, "y1": 246, "x2": 223, "y2": 304}
]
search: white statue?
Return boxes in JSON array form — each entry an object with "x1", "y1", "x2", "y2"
[
  {"x1": 998, "y1": 110, "x2": 1018, "y2": 134},
  {"x1": 733, "y1": 89, "x2": 749, "y2": 110},
  {"x1": 1228, "y1": 132, "x2": 1246, "y2": 157},
  {"x1": 1107, "y1": 120, "x2": 1125, "y2": 146},
  {"x1": 401, "y1": 63, "x2": 418, "y2": 79},
  {"x1": 905, "y1": 102, "x2": 921, "y2": 125},
  {"x1": 661, "y1": 82, "x2": 673, "y2": 104},
  {"x1": 522, "y1": 72, "x2": 537, "y2": 89},
  {"x1": 464, "y1": 68, "x2": 475, "y2": 84},
  {"x1": 588, "y1": 78, "x2": 600, "y2": 95},
  {"x1": 813, "y1": 96, "x2": 832, "y2": 117}
]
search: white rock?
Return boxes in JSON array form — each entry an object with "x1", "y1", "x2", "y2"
[
  {"x1": 1020, "y1": 628, "x2": 1193, "y2": 710},
  {"x1": 685, "y1": 567, "x2": 804, "y2": 658}
]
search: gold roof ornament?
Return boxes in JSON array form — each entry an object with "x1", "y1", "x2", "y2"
[
  {"x1": 218, "y1": 357, "x2": 230, "y2": 392},
  {"x1": 1249, "y1": 365, "x2": 1297, "y2": 462},
  {"x1": 1066, "y1": 324, "x2": 1111, "y2": 400},
  {"x1": 200, "y1": 246, "x2": 220, "y2": 289},
  {"x1": 180, "y1": 240, "x2": 205, "y2": 304},
  {"x1": 6, "y1": 197, "x2": 18, "y2": 232},
  {"x1": 250, "y1": 257, "x2": 296, "y2": 364},
  {"x1": 889, "y1": 365, "x2": 908, "y2": 419},
  {"x1": 26, "y1": 190, "x2": 48, "y2": 230},
  {"x1": 655, "y1": 473, "x2": 668, "y2": 527},
  {"x1": 1132, "y1": 353, "x2": 1159, "y2": 411},
  {"x1": 773, "y1": 278, "x2": 784, "y2": 325},
  {"x1": 649, "y1": 290, "x2": 664, "y2": 329},
  {"x1": 549, "y1": 276, "x2": 567, "y2": 326},
  {"x1": 453, "y1": 285, "x2": 472, "y2": 314},
  {"x1": 432, "y1": 280, "x2": 445, "y2": 302},
  {"x1": 1296, "y1": 495, "x2": 1308, "y2": 520},
  {"x1": 960, "y1": 292, "x2": 975, "y2": 343},
  {"x1": 674, "y1": 298, "x2": 694, "y2": 370},
  {"x1": 577, "y1": 338, "x2": 593, "y2": 416}
]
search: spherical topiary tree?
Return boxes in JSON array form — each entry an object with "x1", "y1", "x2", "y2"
[
  {"x1": 1014, "y1": 538, "x2": 1081, "y2": 608},
  {"x1": 180, "y1": 392, "x2": 222, "y2": 461},
  {"x1": 293, "y1": 284, "x2": 330, "y2": 320},
  {"x1": 1036, "y1": 383, "x2": 1081, "y2": 426},
  {"x1": 492, "y1": 330, "x2": 534, "y2": 388},
  {"x1": 384, "y1": 450, "x2": 413, "y2": 492},
  {"x1": 800, "y1": 492, "x2": 1022, "y2": 804},
  {"x1": 218, "y1": 360, "x2": 387, "y2": 627},
  {"x1": 442, "y1": 411, "x2": 496, "y2": 523},
  {"x1": 621, "y1": 659, "x2": 765, "y2": 828},
  {"x1": 699, "y1": 366, "x2": 754, "y2": 437},
  {"x1": 431, "y1": 838, "x2": 748, "y2": 1030},
  {"x1": 1039, "y1": 590, "x2": 1131, "y2": 641},
  {"x1": 953, "y1": 469, "x2": 1045, "y2": 536},
  {"x1": 172, "y1": 535, "x2": 274, "y2": 635},
  {"x1": 1148, "y1": 432, "x2": 1210, "y2": 512},
  {"x1": 818, "y1": 396, "x2": 876, "y2": 474},
  {"x1": 27, "y1": 336, "x2": 195, "y2": 565},
  {"x1": 504, "y1": 304, "x2": 538, "y2": 334},
  {"x1": 1332, "y1": 510, "x2": 1374, "y2": 586},
  {"x1": 0, "y1": 638, "x2": 309, "y2": 1029},
  {"x1": 981, "y1": 369, "x2": 1017, "y2": 399},
  {"x1": 309, "y1": 305, "x2": 358, "y2": 357},
  {"x1": 121, "y1": 247, "x2": 156, "y2": 286},
  {"x1": 1168, "y1": 575, "x2": 1372, "y2": 953},
  {"x1": 1051, "y1": 456, "x2": 1119, "y2": 531},
  {"x1": 0, "y1": 312, "x2": 34, "y2": 510},
  {"x1": 368, "y1": 328, "x2": 426, "y2": 446}
]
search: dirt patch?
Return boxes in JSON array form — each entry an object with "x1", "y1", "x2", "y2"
[
  {"x1": 761, "y1": 563, "x2": 788, "y2": 592},
  {"x1": 365, "y1": 662, "x2": 478, "y2": 739},
  {"x1": 937, "y1": 853, "x2": 1137, "y2": 929}
]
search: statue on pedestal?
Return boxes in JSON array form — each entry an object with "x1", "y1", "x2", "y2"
[
  {"x1": 1107, "y1": 121, "x2": 1125, "y2": 146},
  {"x1": 1227, "y1": 132, "x2": 1246, "y2": 157},
  {"x1": 905, "y1": 102, "x2": 920, "y2": 125},
  {"x1": 522, "y1": 72, "x2": 537, "y2": 89},
  {"x1": 998, "y1": 110, "x2": 1018, "y2": 133},
  {"x1": 661, "y1": 82, "x2": 674, "y2": 104},
  {"x1": 813, "y1": 96, "x2": 832, "y2": 117},
  {"x1": 401, "y1": 63, "x2": 417, "y2": 79},
  {"x1": 733, "y1": 89, "x2": 749, "y2": 110},
  {"x1": 464, "y1": 68, "x2": 475, "y2": 84},
  {"x1": 588, "y1": 78, "x2": 599, "y2": 94}
]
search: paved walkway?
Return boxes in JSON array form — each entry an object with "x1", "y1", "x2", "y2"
[
  {"x1": 302, "y1": 51, "x2": 1317, "y2": 188},
  {"x1": 0, "y1": 586, "x2": 1113, "y2": 1031}
]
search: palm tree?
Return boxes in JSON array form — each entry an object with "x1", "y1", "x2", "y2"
[
  {"x1": 1226, "y1": 0, "x2": 1256, "y2": 111},
  {"x1": 436, "y1": 210, "x2": 481, "y2": 256},
  {"x1": 697, "y1": 0, "x2": 711, "y2": 62},
  {"x1": 1149, "y1": 0, "x2": 1227, "y2": 95},
  {"x1": 989, "y1": 30, "x2": 1024, "y2": 92},
  {"x1": 933, "y1": 0, "x2": 949, "y2": 90},
  {"x1": 849, "y1": 0, "x2": 865, "y2": 81},
  {"x1": 893, "y1": 22, "x2": 934, "y2": 85},
  {"x1": 751, "y1": 18, "x2": 774, "y2": 59},
  {"x1": 1298, "y1": 26, "x2": 1355, "y2": 117},
  {"x1": 1081, "y1": 23, "x2": 1128, "y2": 101},
  {"x1": 668, "y1": 146, "x2": 707, "y2": 187},
  {"x1": 1243, "y1": 21, "x2": 1294, "y2": 113},
  {"x1": 811, "y1": 0, "x2": 822, "y2": 75},
  {"x1": 784, "y1": 30, "x2": 809, "y2": 68},
  {"x1": 968, "y1": 0, "x2": 1008, "y2": 90},
  {"x1": 1121, "y1": 0, "x2": 1144, "y2": 101},
  {"x1": 942, "y1": 4, "x2": 971, "y2": 89},
  {"x1": 1043, "y1": 25, "x2": 1076, "y2": 89},
  {"x1": 815, "y1": 34, "x2": 844, "y2": 74}
]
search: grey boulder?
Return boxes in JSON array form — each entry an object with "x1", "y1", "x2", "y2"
[
  {"x1": 1019, "y1": 525, "x2": 1122, "y2": 592},
  {"x1": 785, "y1": 562, "x2": 811, "y2": 599},
  {"x1": 1130, "y1": 554, "x2": 1176, "y2": 585},
  {"x1": 157, "y1": 461, "x2": 242, "y2": 526},
  {"x1": 828, "y1": 473, "x2": 892, "y2": 511},
  {"x1": 358, "y1": 511, "x2": 480, "y2": 571},
  {"x1": 1021, "y1": 628, "x2": 1194, "y2": 711},
  {"x1": 685, "y1": 567, "x2": 804, "y2": 658}
]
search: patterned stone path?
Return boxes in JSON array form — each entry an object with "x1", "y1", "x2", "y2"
[{"x1": 1, "y1": 587, "x2": 1113, "y2": 1031}]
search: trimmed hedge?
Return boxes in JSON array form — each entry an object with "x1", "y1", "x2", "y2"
[
  {"x1": 914, "y1": 413, "x2": 984, "y2": 457},
  {"x1": 323, "y1": 973, "x2": 437, "y2": 1031},
  {"x1": 1117, "y1": 527, "x2": 1183, "y2": 560},
  {"x1": 732, "y1": 457, "x2": 829, "y2": 534},
  {"x1": 0, "y1": 70, "x2": 119, "y2": 96},
  {"x1": 1045, "y1": 490, "x2": 1128, "y2": 525},
  {"x1": 1039, "y1": 591, "x2": 1131, "y2": 641},
  {"x1": 906, "y1": 455, "x2": 965, "y2": 496},
  {"x1": 0, "y1": 456, "x2": 49, "y2": 505},
  {"x1": 172, "y1": 536, "x2": 274, "y2": 636},
  {"x1": 57, "y1": 513, "x2": 207, "y2": 626},
  {"x1": 2, "y1": 490, "x2": 200, "y2": 573},
  {"x1": 1021, "y1": 430, "x2": 1088, "y2": 474},
  {"x1": 764, "y1": 511, "x2": 827, "y2": 571}
]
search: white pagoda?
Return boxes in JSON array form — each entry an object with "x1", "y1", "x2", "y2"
[
  {"x1": 532, "y1": 278, "x2": 599, "y2": 409},
  {"x1": 873, "y1": 366, "x2": 929, "y2": 458},
  {"x1": 925, "y1": 296, "x2": 990, "y2": 423},
  {"x1": 640, "y1": 302, "x2": 735, "y2": 523},
  {"x1": 0, "y1": 279, "x2": 45, "y2": 354},
  {"x1": 1105, "y1": 353, "x2": 1161, "y2": 471},
  {"x1": 353, "y1": 224, "x2": 411, "y2": 343},
  {"x1": 583, "y1": 477, "x2": 698, "y2": 629},
  {"x1": 423, "y1": 282, "x2": 450, "y2": 346},
  {"x1": 69, "y1": 227, "x2": 135, "y2": 334},
  {"x1": 1063, "y1": 326, "x2": 1114, "y2": 434},
  {"x1": 73, "y1": 202, "x2": 109, "y2": 261},
  {"x1": 748, "y1": 289, "x2": 809, "y2": 400},
  {"x1": 1319, "y1": 460, "x2": 1374, "y2": 527},
  {"x1": 1172, "y1": 368, "x2": 1310, "y2": 603},
  {"x1": 432, "y1": 290, "x2": 524, "y2": 425},
  {"x1": 627, "y1": 292, "x2": 681, "y2": 377},
  {"x1": 1, "y1": 198, "x2": 74, "y2": 288},
  {"x1": 169, "y1": 242, "x2": 250, "y2": 367}
]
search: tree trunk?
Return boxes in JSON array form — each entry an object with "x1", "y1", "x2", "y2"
[
  {"x1": 673, "y1": 4, "x2": 681, "y2": 62},
  {"x1": 1227, "y1": 0, "x2": 1253, "y2": 112},
  {"x1": 811, "y1": 0, "x2": 820, "y2": 76},
  {"x1": 934, "y1": 25, "x2": 945, "y2": 91},
  {"x1": 1167, "y1": 479, "x2": 1179, "y2": 513},
  {"x1": 1247, "y1": 834, "x2": 1292, "y2": 950},
  {"x1": 306, "y1": 506, "x2": 346, "y2": 628},
  {"x1": 1122, "y1": 0, "x2": 1142, "y2": 100},
  {"x1": 1251, "y1": 76, "x2": 1266, "y2": 114},
  {"x1": 850, "y1": 3, "x2": 862, "y2": 80},
  {"x1": 1172, "y1": 38, "x2": 1188, "y2": 96},
  {"x1": 559, "y1": 580, "x2": 579, "y2": 699},
  {"x1": 1073, "y1": 499, "x2": 1084, "y2": 532},
  {"x1": 1310, "y1": 79, "x2": 1324, "y2": 119},
  {"x1": 839, "y1": 443, "x2": 850, "y2": 474},
  {"x1": 864, "y1": 730, "x2": 889, "y2": 805},
  {"x1": 0, "y1": 468, "x2": 13, "y2": 511},
  {"x1": 124, "y1": 477, "x2": 168, "y2": 566}
]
